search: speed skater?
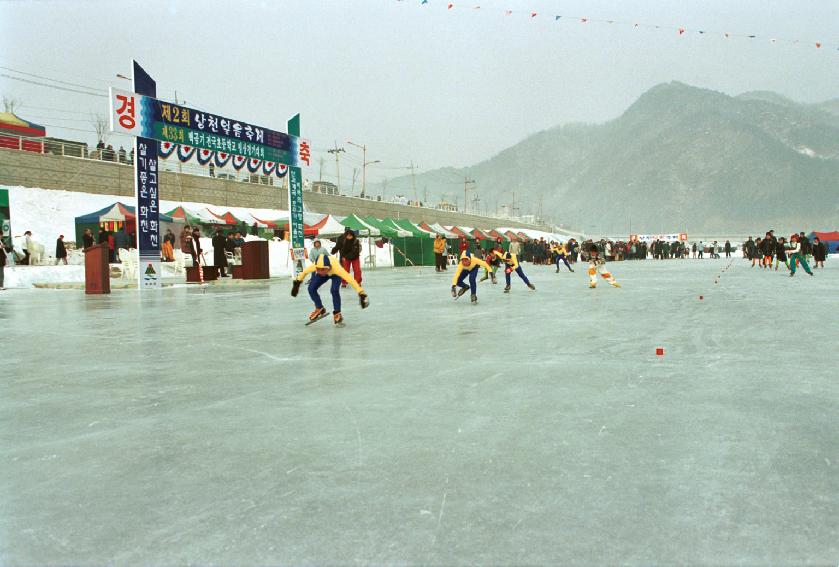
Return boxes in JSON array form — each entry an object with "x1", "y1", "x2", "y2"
[
  {"x1": 587, "y1": 243, "x2": 620, "y2": 288},
  {"x1": 492, "y1": 249, "x2": 536, "y2": 293},
  {"x1": 551, "y1": 242, "x2": 574, "y2": 273},
  {"x1": 451, "y1": 250, "x2": 492, "y2": 303},
  {"x1": 291, "y1": 255, "x2": 369, "y2": 325}
]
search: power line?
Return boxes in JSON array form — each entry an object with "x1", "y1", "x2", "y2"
[
  {"x1": 0, "y1": 65, "x2": 106, "y2": 92},
  {"x1": 0, "y1": 74, "x2": 106, "y2": 97}
]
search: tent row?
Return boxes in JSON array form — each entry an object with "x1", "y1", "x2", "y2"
[{"x1": 72, "y1": 201, "x2": 576, "y2": 267}]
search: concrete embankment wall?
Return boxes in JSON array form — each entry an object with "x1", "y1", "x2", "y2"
[{"x1": 0, "y1": 148, "x2": 542, "y2": 230}]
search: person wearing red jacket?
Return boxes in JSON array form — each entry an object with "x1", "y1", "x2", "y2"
[{"x1": 331, "y1": 227, "x2": 362, "y2": 287}]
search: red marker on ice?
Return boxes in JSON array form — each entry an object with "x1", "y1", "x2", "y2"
[{"x1": 656, "y1": 347, "x2": 664, "y2": 356}]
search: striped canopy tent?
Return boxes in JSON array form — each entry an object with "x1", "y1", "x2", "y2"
[
  {"x1": 446, "y1": 226, "x2": 475, "y2": 240},
  {"x1": 0, "y1": 111, "x2": 45, "y2": 152},
  {"x1": 363, "y1": 216, "x2": 412, "y2": 238},
  {"x1": 310, "y1": 215, "x2": 348, "y2": 237},
  {"x1": 75, "y1": 202, "x2": 177, "y2": 243},
  {"x1": 471, "y1": 228, "x2": 494, "y2": 241},
  {"x1": 487, "y1": 229, "x2": 510, "y2": 242},
  {"x1": 503, "y1": 230, "x2": 524, "y2": 242},
  {"x1": 275, "y1": 220, "x2": 319, "y2": 236},
  {"x1": 207, "y1": 209, "x2": 241, "y2": 225},
  {"x1": 77, "y1": 202, "x2": 175, "y2": 224},
  {"x1": 393, "y1": 218, "x2": 436, "y2": 238},
  {"x1": 340, "y1": 214, "x2": 380, "y2": 236},
  {"x1": 516, "y1": 231, "x2": 532, "y2": 242},
  {"x1": 248, "y1": 213, "x2": 277, "y2": 228},
  {"x1": 165, "y1": 206, "x2": 215, "y2": 226},
  {"x1": 253, "y1": 214, "x2": 318, "y2": 236},
  {"x1": 421, "y1": 222, "x2": 458, "y2": 239}
]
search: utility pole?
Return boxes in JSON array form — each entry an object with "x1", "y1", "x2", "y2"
[
  {"x1": 350, "y1": 167, "x2": 358, "y2": 197},
  {"x1": 347, "y1": 140, "x2": 380, "y2": 199},
  {"x1": 409, "y1": 160, "x2": 418, "y2": 204},
  {"x1": 318, "y1": 156, "x2": 324, "y2": 181},
  {"x1": 327, "y1": 142, "x2": 345, "y2": 193},
  {"x1": 423, "y1": 185, "x2": 428, "y2": 204},
  {"x1": 382, "y1": 177, "x2": 388, "y2": 201},
  {"x1": 464, "y1": 177, "x2": 476, "y2": 214}
]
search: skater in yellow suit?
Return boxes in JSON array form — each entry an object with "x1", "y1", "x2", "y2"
[
  {"x1": 292, "y1": 255, "x2": 369, "y2": 325},
  {"x1": 587, "y1": 243, "x2": 620, "y2": 288},
  {"x1": 451, "y1": 250, "x2": 492, "y2": 303},
  {"x1": 492, "y1": 249, "x2": 536, "y2": 293}
]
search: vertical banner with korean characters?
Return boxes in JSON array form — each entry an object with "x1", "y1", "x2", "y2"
[
  {"x1": 132, "y1": 61, "x2": 161, "y2": 289},
  {"x1": 287, "y1": 114, "x2": 305, "y2": 276}
]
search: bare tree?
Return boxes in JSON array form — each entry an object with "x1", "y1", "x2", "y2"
[
  {"x1": 2, "y1": 96, "x2": 22, "y2": 114},
  {"x1": 91, "y1": 113, "x2": 108, "y2": 145}
]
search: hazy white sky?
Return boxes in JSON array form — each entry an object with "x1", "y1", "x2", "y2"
[{"x1": 2, "y1": 0, "x2": 838, "y2": 182}]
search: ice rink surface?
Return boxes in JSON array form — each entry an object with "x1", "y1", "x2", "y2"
[{"x1": 2, "y1": 259, "x2": 838, "y2": 565}]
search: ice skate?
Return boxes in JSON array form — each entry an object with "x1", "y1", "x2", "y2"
[
  {"x1": 333, "y1": 312, "x2": 345, "y2": 327},
  {"x1": 306, "y1": 307, "x2": 328, "y2": 325},
  {"x1": 503, "y1": 284, "x2": 511, "y2": 293},
  {"x1": 527, "y1": 283, "x2": 536, "y2": 291},
  {"x1": 455, "y1": 286, "x2": 469, "y2": 299},
  {"x1": 470, "y1": 294, "x2": 477, "y2": 304},
  {"x1": 609, "y1": 280, "x2": 621, "y2": 288}
]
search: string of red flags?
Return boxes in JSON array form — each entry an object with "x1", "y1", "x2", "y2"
[{"x1": 402, "y1": 1, "x2": 837, "y2": 53}]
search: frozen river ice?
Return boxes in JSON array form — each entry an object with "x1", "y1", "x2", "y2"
[{"x1": 2, "y1": 259, "x2": 838, "y2": 565}]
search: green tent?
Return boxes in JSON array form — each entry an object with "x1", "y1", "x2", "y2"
[
  {"x1": 392, "y1": 218, "x2": 436, "y2": 238},
  {"x1": 362, "y1": 216, "x2": 409, "y2": 239},
  {"x1": 340, "y1": 214, "x2": 380, "y2": 236},
  {"x1": 369, "y1": 218, "x2": 435, "y2": 267}
]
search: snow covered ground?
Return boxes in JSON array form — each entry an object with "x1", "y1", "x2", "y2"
[
  {"x1": 1, "y1": 185, "x2": 395, "y2": 287},
  {"x1": 3, "y1": 259, "x2": 838, "y2": 565}
]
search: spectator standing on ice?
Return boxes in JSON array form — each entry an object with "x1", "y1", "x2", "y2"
[
  {"x1": 774, "y1": 237, "x2": 790, "y2": 272},
  {"x1": 510, "y1": 238, "x2": 522, "y2": 257},
  {"x1": 434, "y1": 234, "x2": 447, "y2": 272},
  {"x1": 20, "y1": 230, "x2": 33, "y2": 265},
  {"x1": 724, "y1": 240, "x2": 731, "y2": 258},
  {"x1": 212, "y1": 228, "x2": 229, "y2": 277},
  {"x1": 332, "y1": 227, "x2": 362, "y2": 287},
  {"x1": 162, "y1": 229, "x2": 175, "y2": 262},
  {"x1": 180, "y1": 226, "x2": 192, "y2": 254},
  {"x1": 55, "y1": 235, "x2": 67, "y2": 265},
  {"x1": 0, "y1": 229, "x2": 10, "y2": 289},
  {"x1": 812, "y1": 237, "x2": 827, "y2": 269},
  {"x1": 189, "y1": 227, "x2": 202, "y2": 266},
  {"x1": 309, "y1": 239, "x2": 328, "y2": 265},
  {"x1": 82, "y1": 228, "x2": 94, "y2": 249}
]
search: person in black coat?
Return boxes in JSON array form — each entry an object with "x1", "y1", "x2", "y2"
[
  {"x1": 82, "y1": 228, "x2": 95, "y2": 249},
  {"x1": 212, "y1": 228, "x2": 229, "y2": 277},
  {"x1": 55, "y1": 235, "x2": 68, "y2": 265},
  {"x1": 189, "y1": 227, "x2": 202, "y2": 265},
  {"x1": 98, "y1": 227, "x2": 108, "y2": 245},
  {"x1": 812, "y1": 237, "x2": 827, "y2": 269},
  {"x1": 0, "y1": 229, "x2": 10, "y2": 290},
  {"x1": 331, "y1": 227, "x2": 362, "y2": 286}
]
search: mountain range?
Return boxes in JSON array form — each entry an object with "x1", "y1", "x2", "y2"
[{"x1": 374, "y1": 82, "x2": 839, "y2": 234}]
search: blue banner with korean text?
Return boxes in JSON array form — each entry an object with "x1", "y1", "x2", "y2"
[{"x1": 135, "y1": 136, "x2": 161, "y2": 288}]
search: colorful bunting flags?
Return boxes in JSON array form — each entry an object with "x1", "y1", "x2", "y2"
[{"x1": 402, "y1": 1, "x2": 834, "y2": 52}]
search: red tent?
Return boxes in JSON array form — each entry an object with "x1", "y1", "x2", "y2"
[
  {"x1": 504, "y1": 230, "x2": 524, "y2": 242},
  {"x1": 471, "y1": 228, "x2": 493, "y2": 241},
  {"x1": 488, "y1": 229, "x2": 509, "y2": 242},
  {"x1": 0, "y1": 111, "x2": 45, "y2": 153},
  {"x1": 447, "y1": 226, "x2": 475, "y2": 240}
]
